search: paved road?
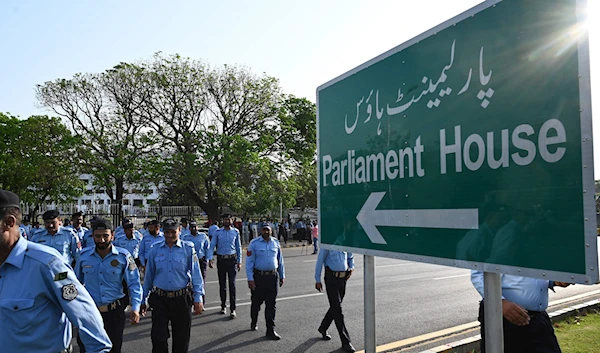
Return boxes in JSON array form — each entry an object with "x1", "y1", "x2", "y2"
[{"x1": 74, "y1": 242, "x2": 600, "y2": 353}]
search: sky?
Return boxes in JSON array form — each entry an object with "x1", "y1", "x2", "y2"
[{"x1": 0, "y1": 0, "x2": 598, "y2": 173}]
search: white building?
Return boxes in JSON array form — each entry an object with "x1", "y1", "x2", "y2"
[{"x1": 76, "y1": 174, "x2": 160, "y2": 214}]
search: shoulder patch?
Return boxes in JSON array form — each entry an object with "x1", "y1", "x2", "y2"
[
  {"x1": 54, "y1": 272, "x2": 68, "y2": 281},
  {"x1": 61, "y1": 284, "x2": 78, "y2": 301},
  {"x1": 246, "y1": 250, "x2": 252, "y2": 256},
  {"x1": 127, "y1": 255, "x2": 136, "y2": 271}
]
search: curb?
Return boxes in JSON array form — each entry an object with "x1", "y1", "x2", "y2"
[{"x1": 412, "y1": 299, "x2": 600, "y2": 353}]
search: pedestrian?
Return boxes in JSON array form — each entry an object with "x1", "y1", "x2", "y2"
[
  {"x1": 472, "y1": 271, "x2": 570, "y2": 353},
  {"x1": 208, "y1": 220, "x2": 219, "y2": 241},
  {"x1": 183, "y1": 220, "x2": 210, "y2": 305},
  {"x1": 314, "y1": 249, "x2": 356, "y2": 352},
  {"x1": 19, "y1": 215, "x2": 32, "y2": 239},
  {"x1": 0, "y1": 190, "x2": 112, "y2": 352},
  {"x1": 67, "y1": 211, "x2": 88, "y2": 247},
  {"x1": 246, "y1": 224, "x2": 285, "y2": 340},
  {"x1": 141, "y1": 219, "x2": 204, "y2": 353},
  {"x1": 180, "y1": 218, "x2": 191, "y2": 237},
  {"x1": 115, "y1": 222, "x2": 142, "y2": 267},
  {"x1": 311, "y1": 220, "x2": 319, "y2": 254},
  {"x1": 114, "y1": 218, "x2": 130, "y2": 240},
  {"x1": 207, "y1": 214, "x2": 242, "y2": 318},
  {"x1": 30, "y1": 209, "x2": 81, "y2": 267},
  {"x1": 75, "y1": 218, "x2": 143, "y2": 353},
  {"x1": 139, "y1": 219, "x2": 164, "y2": 268}
]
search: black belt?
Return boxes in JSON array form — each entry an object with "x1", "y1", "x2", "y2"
[
  {"x1": 528, "y1": 310, "x2": 545, "y2": 318},
  {"x1": 97, "y1": 298, "x2": 123, "y2": 313},
  {"x1": 153, "y1": 286, "x2": 190, "y2": 298},
  {"x1": 217, "y1": 254, "x2": 237, "y2": 259},
  {"x1": 254, "y1": 269, "x2": 277, "y2": 276},
  {"x1": 325, "y1": 267, "x2": 347, "y2": 278}
]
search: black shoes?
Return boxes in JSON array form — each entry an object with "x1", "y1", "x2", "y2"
[
  {"x1": 250, "y1": 322, "x2": 258, "y2": 331},
  {"x1": 266, "y1": 331, "x2": 282, "y2": 340},
  {"x1": 317, "y1": 328, "x2": 332, "y2": 341},
  {"x1": 341, "y1": 343, "x2": 356, "y2": 352}
]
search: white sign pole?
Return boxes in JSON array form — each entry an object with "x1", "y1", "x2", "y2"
[
  {"x1": 364, "y1": 255, "x2": 376, "y2": 353},
  {"x1": 484, "y1": 271, "x2": 504, "y2": 353}
]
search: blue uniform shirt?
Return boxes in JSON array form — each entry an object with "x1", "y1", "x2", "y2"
[
  {"x1": 183, "y1": 232, "x2": 210, "y2": 259},
  {"x1": 208, "y1": 224, "x2": 219, "y2": 239},
  {"x1": 115, "y1": 234, "x2": 142, "y2": 259},
  {"x1": 207, "y1": 227, "x2": 242, "y2": 263},
  {"x1": 0, "y1": 238, "x2": 112, "y2": 352},
  {"x1": 139, "y1": 232, "x2": 164, "y2": 265},
  {"x1": 180, "y1": 226, "x2": 191, "y2": 238},
  {"x1": 245, "y1": 236, "x2": 285, "y2": 281},
  {"x1": 30, "y1": 226, "x2": 81, "y2": 264},
  {"x1": 81, "y1": 228, "x2": 97, "y2": 249},
  {"x1": 315, "y1": 249, "x2": 355, "y2": 282},
  {"x1": 75, "y1": 245, "x2": 143, "y2": 312},
  {"x1": 142, "y1": 239, "x2": 204, "y2": 303},
  {"x1": 471, "y1": 272, "x2": 554, "y2": 312}
]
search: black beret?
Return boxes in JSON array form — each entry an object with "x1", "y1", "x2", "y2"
[
  {"x1": 189, "y1": 221, "x2": 198, "y2": 227},
  {"x1": 0, "y1": 190, "x2": 20, "y2": 209},
  {"x1": 147, "y1": 219, "x2": 159, "y2": 226},
  {"x1": 42, "y1": 210, "x2": 60, "y2": 220},
  {"x1": 180, "y1": 217, "x2": 188, "y2": 223},
  {"x1": 123, "y1": 223, "x2": 134, "y2": 230},
  {"x1": 162, "y1": 218, "x2": 179, "y2": 230},
  {"x1": 92, "y1": 219, "x2": 113, "y2": 231},
  {"x1": 122, "y1": 218, "x2": 130, "y2": 225},
  {"x1": 221, "y1": 214, "x2": 232, "y2": 219}
]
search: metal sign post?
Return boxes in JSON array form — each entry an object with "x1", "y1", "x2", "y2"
[
  {"x1": 484, "y1": 272, "x2": 504, "y2": 352},
  {"x1": 364, "y1": 255, "x2": 376, "y2": 353}
]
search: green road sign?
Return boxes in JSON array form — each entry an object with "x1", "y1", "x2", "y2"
[{"x1": 317, "y1": 0, "x2": 598, "y2": 284}]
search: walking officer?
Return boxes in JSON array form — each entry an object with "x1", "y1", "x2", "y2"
[
  {"x1": 246, "y1": 224, "x2": 285, "y2": 339},
  {"x1": 183, "y1": 220, "x2": 210, "y2": 305},
  {"x1": 140, "y1": 219, "x2": 204, "y2": 353},
  {"x1": 314, "y1": 249, "x2": 356, "y2": 352},
  {"x1": 75, "y1": 219, "x2": 143, "y2": 353},
  {"x1": 0, "y1": 190, "x2": 112, "y2": 352},
  {"x1": 139, "y1": 219, "x2": 164, "y2": 268},
  {"x1": 30, "y1": 209, "x2": 81, "y2": 266},
  {"x1": 207, "y1": 214, "x2": 242, "y2": 318},
  {"x1": 115, "y1": 223, "x2": 142, "y2": 266}
]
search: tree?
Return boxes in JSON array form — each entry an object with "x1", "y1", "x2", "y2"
[
  {"x1": 35, "y1": 64, "x2": 161, "y2": 214},
  {"x1": 136, "y1": 54, "x2": 316, "y2": 219},
  {"x1": 0, "y1": 113, "x2": 85, "y2": 218}
]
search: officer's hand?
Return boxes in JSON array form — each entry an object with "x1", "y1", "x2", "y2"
[
  {"x1": 248, "y1": 280, "x2": 256, "y2": 290},
  {"x1": 502, "y1": 300, "x2": 530, "y2": 326},
  {"x1": 279, "y1": 279, "x2": 284, "y2": 287},
  {"x1": 236, "y1": 263, "x2": 241, "y2": 271},
  {"x1": 315, "y1": 282, "x2": 322, "y2": 292},
  {"x1": 346, "y1": 269, "x2": 353, "y2": 280},
  {"x1": 209, "y1": 260, "x2": 214, "y2": 268},
  {"x1": 193, "y1": 302, "x2": 203, "y2": 315},
  {"x1": 130, "y1": 310, "x2": 140, "y2": 325},
  {"x1": 140, "y1": 304, "x2": 147, "y2": 317},
  {"x1": 555, "y1": 282, "x2": 571, "y2": 288}
]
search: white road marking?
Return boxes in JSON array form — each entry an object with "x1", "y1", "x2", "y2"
[
  {"x1": 205, "y1": 278, "x2": 248, "y2": 284},
  {"x1": 375, "y1": 263, "x2": 415, "y2": 269},
  {"x1": 203, "y1": 292, "x2": 324, "y2": 311},
  {"x1": 433, "y1": 273, "x2": 471, "y2": 280},
  {"x1": 303, "y1": 259, "x2": 317, "y2": 263}
]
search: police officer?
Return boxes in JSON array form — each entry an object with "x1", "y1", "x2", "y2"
[
  {"x1": 114, "y1": 218, "x2": 130, "y2": 240},
  {"x1": 180, "y1": 217, "x2": 191, "y2": 237},
  {"x1": 207, "y1": 214, "x2": 242, "y2": 318},
  {"x1": 246, "y1": 224, "x2": 284, "y2": 339},
  {"x1": 67, "y1": 211, "x2": 88, "y2": 246},
  {"x1": 140, "y1": 219, "x2": 204, "y2": 353},
  {"x1": 75, "y1": 219, "x2": 143, "y2": 353},
  {"x1": 0, "y1": 190, "x2": 112, "y2": 352},
  {"x1": 30, "y1": 209, "x2": 81, "y2": 266},
  {"x1": 19, "y1": 215, "x2": 31, "y2": 239},
  {"x1": 81, "y1": 216, "x2": 100, "y2": 249},
  {"x1": 183, "y1": 220, "x2": 210, "y2": 305},
  {"x1": 314, "y1": 249, "x2": 356, "y2": 352},
  {"x1": 115, "y1": 223, "x2": 142, "y2": 266},
  {"x1": 139, "y1": 219, "x2": 164, "y2": 268}
]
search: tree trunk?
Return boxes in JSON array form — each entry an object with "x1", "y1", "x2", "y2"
[
  {"x1": 187, "y1": 186, "x2": 221, "y2": 221},
  {"x1": 115, "y1": 178, "x2": 125, "y2": 226}
]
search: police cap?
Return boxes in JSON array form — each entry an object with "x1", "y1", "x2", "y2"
[
  {"x1": 162, "y1": 218, "x2": 179, "y2": 230},
  {"x1": 42, "y1": 210, "x2": 60, "y2": 220},
  {"x1": 92, "y1": 219, "x2": 113, "y2": 231},
  {"x1": 180, "y1": 217, "x2": 188, "y2": 223},
  {"x1": 123, "y1": 223, "x2": 134, "y2": 230},
  {"x1": 147, "y1": 219, "x2": 159, "y2": 226},
  {"x1": 189, "y1": 220, "x2": 198, "y2": 227},
  {"x1": 221, "y1": 213, "x2": 232, "y2": 219},
  {"x1": 0, "y1": 190, "x2": 20, "y2": 209},
  {"x1": 122, "y1": 218, "x2": 130, "y2": 225}
]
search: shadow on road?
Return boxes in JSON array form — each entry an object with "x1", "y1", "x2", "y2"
[{"x1": 189, "y1": 329, "x2": 258, "y2": 352}]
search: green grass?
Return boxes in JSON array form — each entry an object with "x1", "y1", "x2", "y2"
[{"x1": 554, "y1": 310, "x2": 600, "y2": 353}]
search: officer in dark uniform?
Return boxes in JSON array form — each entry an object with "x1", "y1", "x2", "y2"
[
  {"x1": 315, "y1": 249, "x2": 356, "y2": 352},
  {"x1": 0, "y1": 190, "x2": 112, "y2": 352},
  {"x1": 246, "y1": 224, "x2": 285, "y2": 339},
  {"x1": 140, "y1": 219, "x2": 204, "y2": 353},
  {"x1": 207, "y1": 214, "x2": 242, "y2": 318},
  {"x1": 74, "y1": 219, "x2": 143, "y2": 353}
]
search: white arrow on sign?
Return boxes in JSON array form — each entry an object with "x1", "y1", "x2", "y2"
[{"x1": 356, "y1": 192, "x2": 479, "y2": 244}]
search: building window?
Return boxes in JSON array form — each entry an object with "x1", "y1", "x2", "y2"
[
  {"x1": 85, "y1": 190, "x2": 93, "y2": 196},
  {"x1": 123, "y1": 199, "x2": 130, "y2": 205},
  {"x1": 98, "y1": 200, "x2": 104, "y2": 205},
  {"x1": 133, "y1": 199, "x2": 143, "y2": 207}
]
